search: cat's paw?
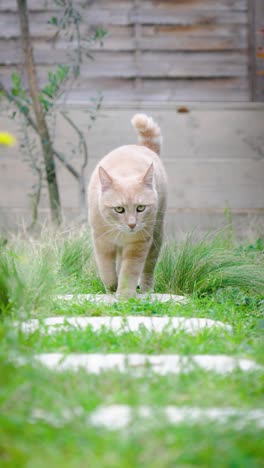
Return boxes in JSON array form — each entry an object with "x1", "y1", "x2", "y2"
[
  {"x1": 140, "y1": 277, "x2": 154, "y2": 294},
  {"x1": 105, "y1": 283, "x2": 118, "y2": 293},
  {"x1": 116, "y1": 288, "x2": 136, "y2": 299}
]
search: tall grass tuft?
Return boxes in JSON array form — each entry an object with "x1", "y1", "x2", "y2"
[
  {"x1": 1, "y1": 227, "x2": 263, "y2": 317},
  {"x1": 155, "y1": 234, "x2": 264, "y2": 296},
  {"x1": 0, "y1": 246, "x2": 20, "y2": 313},
  {"x1": 0, "y1": 241, "x2": 57, "y2": 316},
  {"x1": 57, "y1": 228, "x2": 104, "y2": 294},
  {"x1": 0, "y1": 226, "x2": 105, "y2": 317}
]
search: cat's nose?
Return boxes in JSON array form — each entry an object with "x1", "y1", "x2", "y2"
[{"x1": 128, "y1": 223, "x2": 136, "y2": 230}]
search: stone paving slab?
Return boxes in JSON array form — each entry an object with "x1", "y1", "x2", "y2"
[
  {"x1": 89, "y1": 405, "x2": 264, "y2": 430},
  {"x1": 55, "y1": 293, "x2": 188, "y2": 304},
  {"x1": 29, "y1": 405, "x2": 264, "y2": 430},
  {"x1": 28, "y1": 353, "x2": 262, "y2": 375},
  {"x1": 18, "y1": 316, "x2": 232, "y2": 335}
]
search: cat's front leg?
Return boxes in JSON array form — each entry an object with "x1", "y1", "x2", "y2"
[
  {"x1": 117, "y1": 241, "x2": 151, "y2": 298},
  {"x1": 141, "y1": 224, "x2": 163, "y2": 293},
  {"x1": 94, "y1": 241, "x2": 117, "y2": 292},
  {"x1": 140, "y1": 240, "x2": 161, "y2": 293}
]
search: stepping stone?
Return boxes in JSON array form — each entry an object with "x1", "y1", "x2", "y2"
[
  {"x1": 28, "y1": 353, "x2": 262, "y2": 375},
  {"x1": 18, "y1": 316, "x2": 233, "y2": 335},
  {"x1": 89, "y1": 404, "x2": 264, "y2": 430},
  {"x1": 55, "y1": 293, "x2": 188, "y2": 305},
  {"x1": 29, "y1": 405, "x2": 264, "y2": 430}
]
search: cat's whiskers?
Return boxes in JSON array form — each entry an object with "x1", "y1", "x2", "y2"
[
  {"x1": 141, "y1": 226, "x2": 160, "y2": 251},
  {"x1": 95, "y1": 225, "x2": 119, "y2": 242},
  {"x1": 113, "y1": 229, "x2": 122, "y2": 244}
]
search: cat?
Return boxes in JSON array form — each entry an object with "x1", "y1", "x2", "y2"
[{"x1": 88, "y1": 113, "x2": 168, "y2": 297}]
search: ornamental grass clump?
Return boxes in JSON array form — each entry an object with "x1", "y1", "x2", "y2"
[
  {"x1": 57, "y1": 229, "x2": 102, "y2": 293},
  {"x1": 155, "y1": 234, "x2": 264, "y2": 296},
  {"x1": 0, "y1": 246, "x2": 19, "y2": 313},
  {"x1": 0, "y1": 240, "x2": 56, "y2": 316}
]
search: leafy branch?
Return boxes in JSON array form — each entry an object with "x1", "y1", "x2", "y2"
[
  {"x1": 48, "y1": 0, "x2": 107, "y2": 77},
  {"x1": 1, "y1": 0, "x2": 107, "y2": 226}
]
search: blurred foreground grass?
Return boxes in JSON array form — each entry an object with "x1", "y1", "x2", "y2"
[{"x1": 0, "y1": 226, "x2": 263, "y2": 467}]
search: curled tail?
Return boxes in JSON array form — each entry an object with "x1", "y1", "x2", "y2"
[{"x1": 131, "y1": 113, "x2": 162, "y2": 155}]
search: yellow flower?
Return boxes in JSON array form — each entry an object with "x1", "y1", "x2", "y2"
[{"x1": 0, "y1": 132, "x2": 16, "y2": 147}]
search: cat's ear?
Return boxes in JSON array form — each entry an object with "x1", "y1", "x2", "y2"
[
  {"x1": 142, "y1": 163, "x2": 154, "y2": 188},
  {"x1": 99, "y1": 166, "x2": 112, "y2": 191}
]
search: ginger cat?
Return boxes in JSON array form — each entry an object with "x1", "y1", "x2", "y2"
[{"x1": 88, "y1": 114, "x2": 168, "y2": 297}]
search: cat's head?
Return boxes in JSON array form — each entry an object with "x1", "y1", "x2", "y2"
[{"x1": 98, "y1": 163, "x2": 157, "y2": 233}]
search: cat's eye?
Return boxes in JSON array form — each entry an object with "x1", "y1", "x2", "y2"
[
  {"x1": 136, "y1": 205, "x2": 146, "y2": 212},
  {"x1": 114, "y1": 206, "x2": 125, "y2": 213}
]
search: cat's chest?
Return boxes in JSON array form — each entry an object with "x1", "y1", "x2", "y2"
[
  {"x1": 98, "y1": 228, "x2": 144, "y2": 247},
  {"x1": 93, "y1": 220, "x2": 151, "y2": 247},
  {"x1": 114, "y1": 231, "x2": 142, "y2": 247}
]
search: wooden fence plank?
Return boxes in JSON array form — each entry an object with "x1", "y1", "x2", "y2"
[
  {"x1": 0, "y1": 26, "x2": 247, "y2": 52},
  {"x1": 248, "y1": 0, "x2": 264, "y2": 101},
  {"x1": 0, "y1": 10, "x2": 248, "y2": 28},
  {"x1": 0, "y1": 0, "x2": 248, "y2": 13},
  {"x1": 0, "y1": 70, "x2": 249, "y2": 101},
  {"x1": 0, "y1": 0, "x2": 256, "y2": 102},
  {"x1": 0, "y1": 51, "x2": 248, "y2": 78}
]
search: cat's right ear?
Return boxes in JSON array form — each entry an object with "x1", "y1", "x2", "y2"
[{"x1": 99, "y1": 166, "x2": 112, "y2": 192}]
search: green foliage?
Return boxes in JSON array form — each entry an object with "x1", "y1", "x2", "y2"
[
  {"x1": 155, "y1": 234, "x2": 264, "y2": 296},
  {"x1": 0, "y1": 242, "x2": 56, "y2": 317},
  {"x1": 0, "y1": 227, "x2": 103, "y2": 316},
  {"x1": 11, "y1": 66, "x2": 69, "y2": 114},
  {"x1": 39, "y1": 65, "x2": 69, "y2": 111},
  {"x1": 48, "y1": 16, "x2": 58, "y2": 26},
  {"x1": 241, "y1": 238, "x2": 264, "y2": 253},
  {"x1": 83, "y1": 27, "x2": 108, "y2": 50},
  {"x1": 94, "y1": 27, "x2": 108, "y2": 42},
  {"x1": 57, "y1": 229, "x2": 103, "y2": 293},
  {"x1": 0, "y1": 228, "x2": 264, "y2": 467},
  {"x1": 2, "y1": 1, "x2": 107, "y2": 226},
  {"x1": 0, "y1": 246, "x2": 17, "y2": 313},
  {"x1": 11, "y1": 72, "x2": 26, "y2": 99},
  {"x1": 48, "y1": 1, "x2": 108, "y2": 76},
  {"x1": 0, "y1": 228, "x2": 263, "y2": 318},
  {"x1": 11, "y1": 72, "x2": 30, "y2": 115}
]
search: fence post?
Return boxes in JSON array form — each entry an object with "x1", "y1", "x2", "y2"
[{"x1": 248, "y1": 0, "x2": 264, "y2": 101}]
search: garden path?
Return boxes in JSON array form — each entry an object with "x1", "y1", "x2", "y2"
[{"x1": 18, "y1": 293, "x2": 263, "y2": 430}]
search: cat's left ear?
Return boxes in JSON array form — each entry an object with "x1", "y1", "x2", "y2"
[
  {"x1": 142, "y1": 163, "x2": 154, "y2": 188},
  {"x1": 99, "y1": 166, "x2": 112, "y2": 192}
]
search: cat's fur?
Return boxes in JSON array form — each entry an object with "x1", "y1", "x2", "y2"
[{"x1": 88, "y1": 113, "x2": 168, "y2": 297}]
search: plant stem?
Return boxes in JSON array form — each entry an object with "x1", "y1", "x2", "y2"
[
  {"x1": 0, "y1": 82, "x2": 86, "y2": 218},
  {"x1": 17, "y1": 0, "x2": 61, "y2": 225},
  {"x1": 61, "y1": 111, "x2": 88, "y2": 221}
]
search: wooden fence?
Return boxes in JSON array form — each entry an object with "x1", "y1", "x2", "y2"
[{"x1": 0, "y1": 0, "x2": 263, "y2": 101}]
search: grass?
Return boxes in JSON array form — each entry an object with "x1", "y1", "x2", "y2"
[
  {"x1": 0, "y1": 227, "x2": 264, "y2": 467},
  {"x1": 0, "y1": 229, "x2": 264, "y2": 318},
  {"x1": 155, "y1": 234, "x2": 264, "y2": 295}
]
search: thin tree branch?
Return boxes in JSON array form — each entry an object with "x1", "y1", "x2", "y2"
[
  {"x1": 61, "y1": 110, "x2": 88, "y2": 176},
  {"x1": 0, "y1": 81, "x2": 38, "y2": 131},
  {"x1": 1, "y1": 79, "x2": 87, "y2": 221},
  {"x1": 61, "y1": 110, "x2": 88, "y2": 222},
  {"x1": 17, "y1": 0, "x2": 61, "y2": 224},
  {"x1": 0, "y1": 80, "x2": 80, "y2": 180}
]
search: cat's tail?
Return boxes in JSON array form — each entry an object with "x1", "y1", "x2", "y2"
[{"x1": 131, "y1": 113, "x2": 162, "y2": 155}]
